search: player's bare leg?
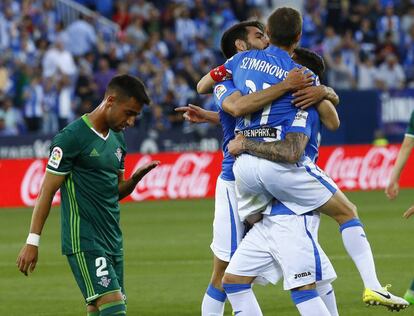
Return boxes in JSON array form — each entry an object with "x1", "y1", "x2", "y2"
[
  {"x1": 86, "y1": 304, "x2": 99, "y2": 316},
  {"x1": 319, "y1": 191, "x2": 409, "y2": 311},
  {"x1": 202, "y1": 256, "x2": 229, "y2": 315}
]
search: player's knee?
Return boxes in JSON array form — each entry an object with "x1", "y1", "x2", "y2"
[
  {"x1": 211, "y1": 270, "x2": 226, "y2": 288},
  {"x1": 291, "y1": 282, "x2": 316, "y2": 291},
  {"x1": 222, "y1": 273, "x2": 238, "y2": 284},
  {"x1": 98, "y1": 300, "x2": 126, "y2": 316}
]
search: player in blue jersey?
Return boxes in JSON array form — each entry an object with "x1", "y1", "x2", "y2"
[
  {"x1": 219, "y1": 7, "x2": 408, "y2": 313},
  {"x1": 178, "y1": 22, "x2": 342, "y2": 316}
]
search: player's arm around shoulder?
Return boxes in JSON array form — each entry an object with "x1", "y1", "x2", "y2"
[
  {"x1": 222, "y1": 68, "x2": 313, "y2": 117},
  {"x1": 315, "y1": 99, "x2": 340, "y2": 131},
  {"x1": 228, "y1": 132, "x2": 308, "y2": 163},
  {"x1": 17, "y1": 172, "x2": 66, "y2": 276}
]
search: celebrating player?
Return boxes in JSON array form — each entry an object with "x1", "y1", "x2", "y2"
[
  {"x1": 178, "y1": 21, "x2": 342, "y2": 315},
  {"x1": 219, "y1": 7, "x2": 408, "y2": 313},
  {"x1": 16, "y1": 75, "x2": 159, "y2": 316}
]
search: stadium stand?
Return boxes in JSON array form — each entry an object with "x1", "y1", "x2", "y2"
[{"x1": 0, "y1": 0, "x2": 413, "y2": 136}]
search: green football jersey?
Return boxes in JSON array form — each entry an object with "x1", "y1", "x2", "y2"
[
  {"x1": 407, "y1": 110, "x2": 414, "y2": 137},
  {"x1": 46, "y1": 115, "x2": 126, "y2": 255}
]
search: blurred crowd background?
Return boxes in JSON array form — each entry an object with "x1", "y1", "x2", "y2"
[{"x1": 0, "y1": 0, "x2": 412, "y2": 137}]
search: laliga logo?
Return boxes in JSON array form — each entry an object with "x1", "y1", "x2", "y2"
[
  {"x1": 131, "y1": 153, "x2": 213, "y2": 201},
  {"x1": 21, "y1": 160, "x2": 61, "y2": 206},
  {"x1": 324, "y1": 147, "x2": 399, "y2": 190}
]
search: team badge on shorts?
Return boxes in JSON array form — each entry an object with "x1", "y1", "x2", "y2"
[
  {"x1": 115, "y1": 148, "x2": 122, "y2": 162},
  {"x1": 48, "y1": 147, "x2": 63, "y2": 168},
  {"x1": 98, "y1": 276, "x2": 112, "y2": 288}
]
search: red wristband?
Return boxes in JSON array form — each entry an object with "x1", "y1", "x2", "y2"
[{"x1": 209, "y1": 65, "x2": 227, "y2": 82}]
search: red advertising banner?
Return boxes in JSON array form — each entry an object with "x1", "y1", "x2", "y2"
[{"x1": 1, "y1": 145, "x2": 413, "y2": 208}]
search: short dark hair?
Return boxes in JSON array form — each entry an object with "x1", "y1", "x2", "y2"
[
  {"x1": 220, "y1": 20, "x2": 265, "y2": 59},
  {"x1": 293, "y1": 47, "x2": 325, "y2": 77},
  {"x1": 106, "y1": 74, "x2": 150, "y2": 105},
  {"x1": 267, "y1": 7, "x2": 302, "y2": 47}
]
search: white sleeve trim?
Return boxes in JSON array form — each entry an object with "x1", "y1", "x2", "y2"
[
  {"x1": 405, "y1": 133, "x2": 414, "y2": 138},
  {"x1": 46, "y1": 168, "x2": 70, "y2": 176}
]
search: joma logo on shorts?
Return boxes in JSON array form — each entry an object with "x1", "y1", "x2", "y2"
[{"x1": 294, "y1": 272, "x2": 312, "y2": 279}]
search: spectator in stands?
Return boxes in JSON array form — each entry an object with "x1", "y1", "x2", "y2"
[
  {"x1": 94, "y1": 57, "x2": 116, "y2": 99},
  {"x1": 126, "y1": 15, "x2": 148, "y2": 50},
  {"x1": 192, "y1": 38, "x2": 216, "y2": 69},
  {"x1": 0, "y1": 58, "x2": 11, "y2": 93},
  {"x1": 355, "y1": 18, "x2": 377, "y2": 55},
  {"x1": 327, "y1": 51, "x2": 356, "y2": 89},
  {"x1": 0, "y1": 5, "x2": 19, "y2": 52},
  {"x1": 174, "y1": 6, "x2": 197, "y2": 51},
  {"x1": 151, "y1": 104, "x2": 171, "y2": 132},
  {"x1": 375, "y1": 31, "x2": 400, "y2": 65},
  {"x1": 377, "y1": 3, "x2": 400, "y2": 44},
  {"x1": 57, "y1": 75, "x2": 74, "y2": 130},
  {"x1": 322, "y1": 26, "x2": 341, "y2": 57},
  {"x1": 357, "y1": 53, "x2": 378, "y2": 90},
  {"x1": 42, "y1": 79, "x2": 58, "y2": 134},
  {"x1": 0, "y1": 96, "x2": 23, "y2": 135},
  {"x1": 64, "y1": 14, "x2": 97, "y2": 56},
  {"x1": 23, "y1": 72, "x2": 43, "y2": 133},
  {"x1": 112, "y1": 1, "x2": 131, "y2": 31},
  {"x1": 401, "y1": 6, "x2": 414, "y2": 34},
  {"x1": 376, "y1": 53, "x2": 406, "y2": 90},
  {"x1": 42, "y1": 38, "x2": 77, "y2": 79},
  {"x1": 402, "y1": 24, "x2": 414, "y2": 84}
]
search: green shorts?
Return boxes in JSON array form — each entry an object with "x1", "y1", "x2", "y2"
[{"x1": 67, "y1": 250, "x2": 125, "y2": 303}]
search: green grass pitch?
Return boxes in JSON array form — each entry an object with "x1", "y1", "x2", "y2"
[{"x1": 1, "y1": 190, "x2": 413, "y2": 315}]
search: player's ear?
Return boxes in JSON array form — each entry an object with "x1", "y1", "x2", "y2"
[
  {"x1": 235, "y1": 39, "x2": 247, "y2": 52},
  {"x1": 106, "y1": 95, "x2": 115, "y2": 107}
]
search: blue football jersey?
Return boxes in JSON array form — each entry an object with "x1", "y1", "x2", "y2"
[
  {"x1": 224, "y1": 45, "x2": 320, "y2": 161},
  {"x1": 213, "y1": 80, "x2": 238, "y2": 181}
]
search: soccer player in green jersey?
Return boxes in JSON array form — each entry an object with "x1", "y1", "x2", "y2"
[
  {"x1": 16, "y1": 74, "x2": 159, "y2": 316},
  {"x1": 385, "y1": 109, "x2": 414, "y2": 304}
]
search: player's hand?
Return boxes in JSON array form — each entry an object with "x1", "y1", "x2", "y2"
[
  {"x1": 403, "y1": 205, "x2": 414, "y2": 219},
  {"x1": 228, "y1": 134, "x2": 246, "y2": 157},
  {"x1": 285, "y1": 67, "x2": 313, "y2": 91},
  {"x1": 16, "y1": 244, "x2": 38, "y2": 276},
  {"x1": 385, "y1": 181, "x2": 399, "y2": 200},
  {"x1": 292, "y1": 85, "x2": 327, "y2": 109},
  {"x1": 132, "y1": 161, "x2": 160, "y2": 182},
  {"x1": 175, "y1": 104, "x2": 208, "y2": 123}
]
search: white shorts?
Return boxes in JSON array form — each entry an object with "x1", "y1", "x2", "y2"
[
  {"x1": 210, "y1": 176, "x2": 246, "y2": 262},
  {"x1": 233, "y1": 154, "x2": 338, "y2": 221},
  {"x1": 226, "y1": 212, "x2": 336, "y2": 290}
]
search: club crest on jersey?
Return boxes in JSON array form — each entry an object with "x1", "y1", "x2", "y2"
[
  {"x1": 115, "y1": 147, "x2": 122, "y2": 162},
  {"x1": 98, "y1": 276, "x2": 111, "y2": 288},
  {"x1": 48, "y1": 147, "x2": 63, "y2": 168},
  {"x1": 214, "y1": 84, "x2": 227, "y2": 100},
  {"x1": 292, "y1": 110, "x2": 308, "y2": 128}
]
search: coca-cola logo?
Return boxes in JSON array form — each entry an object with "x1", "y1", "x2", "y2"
[
  {"x1": 131, "y1": 153, "x2": 213, "y2": 201},
  {"x1": 21, "y1": 160, "x2": 61, "y2": 206},
  {"x1": 324, "y1": 146, "x2": 399, "y2": 190}
]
